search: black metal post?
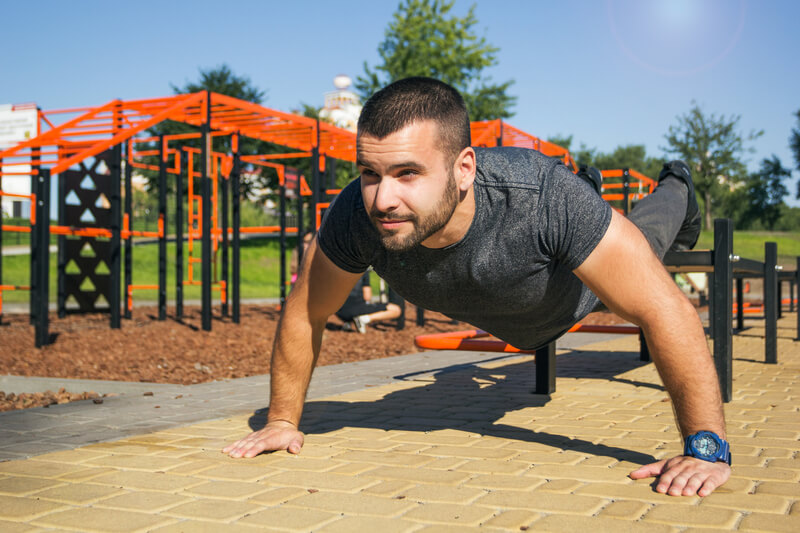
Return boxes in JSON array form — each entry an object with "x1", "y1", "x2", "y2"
[
  {"x1": 201, "y1": 91, "x2": 212, "y2": 331},
  {"x1": 296, "y1": 170, "x2": 304, "y2": 267},
  {"x1": 736, "y1": 277, "x2": 744, "y2": 331},
  {"x1": 232, "y1": 145, "x2": 241, "y2": 324},
  {"x1": 110, "y1": 143, "x2": 122, "y2": 329},
  {"x1": 56, "y1": 159, "x2": 66, "y2": 318},
  {"x1": 777, "y1": 278, "x2": 783, "y2": 320},
  {"x1": 707, "y1": 272, "x2": 715, "y2": 340},
  {"x1": 416, "y1": 307, "x2": 425, "y2": 327},
  {"x1": 0, "y1": 161, "x2": 3, "y2": 324},
  {"x1": 639, "y1": 330, "x2": 651, "y2": 362},
  {"x1": 176, "y1": 150, "x2": 185, "y2": 320},
  {"x1": 310, "y1": 120, "x2": 320, "y2": 233},
  {"x1": 534, "y1": 341, "x2": 556, "y2": 395},
  {"x1": 796, "y1": 257, "x2": 800, "y2": 340},
  {"x1": 712, "y1": 219, "x2": 733, "y2": 402},
  {"x1": 29, "y1": 150, "x2": 39, "y2": 324},
  {"x1": 124, "y1": 141, "x2": 133, "y2": 319},
  {"x1": 764, "y1": 242, "x2": 777, "y2": 364},
  {"x1": 34, "y1": 168, "x2": 50, "y2": 347},
  {"x1": 622, "y1": 168, "x2": 630, "y2": 215},
  {"x1": 279, "y1": 176, "x2": 287, "y2": 307},
  {"x1": 158, "y1": 135, "x2": 167, "y2": 321},
  {"x1": 221, "y1": 147, "x2": 229, "y2": 317}
]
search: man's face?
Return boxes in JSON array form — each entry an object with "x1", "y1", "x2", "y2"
[{"x1": 357, "y1": 121, "x2": 460, "y2": 252}]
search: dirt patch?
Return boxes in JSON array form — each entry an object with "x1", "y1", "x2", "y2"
[{"x1": 0, "y1": 304, "x2": 629, "y2": 411}]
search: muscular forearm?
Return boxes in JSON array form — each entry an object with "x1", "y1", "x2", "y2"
[
  {"x1": 640, "y1": 297, "x2": 725, "y2": 439},
  {"x1": 267, "y1": 301, "x2": 326, "y2": 427}
]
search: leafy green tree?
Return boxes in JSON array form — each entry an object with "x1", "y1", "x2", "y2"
[
  {"x1": 790, "y1": 109, "x2": 800, "y2": 199},
  {"x1": 592, "y1": 145, "x2": 665, "y2": 180},
  {"x1": 663, "y1": 102, "x2": 763, "y2": 229},
  {"x1": 356, "y1": 0, "x2": 516, "y2": 121},
  {"x1": 137, "y1": 64, "x2": 272, "y2": 197},
  {"x1": 740, "y1": 155, "x2": 791, "y2": 230}
]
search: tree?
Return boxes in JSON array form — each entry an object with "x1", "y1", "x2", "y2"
[
  {"x1": 663, "y1": 102, "x2": 763, "y2": 229},
  {"x1": 356, "y1": 0, "x2": 516, "y2": 121},
  {"x1": 592, "y1": 145, "x2": 665, "y2": 181},
  {"x1": 137, "y1": 65, "x2": 272, "y2": 197},
  {"x1": 741, "y1": 155, "x2": 791, "y2": 230},
  {"x1": 790, "y1": 109, "x2": 800, "y2": 199}
]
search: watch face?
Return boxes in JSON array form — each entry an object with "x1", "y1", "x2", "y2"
[{"x1": 692, "y1": 435, "x2": 720, "y2": 456}]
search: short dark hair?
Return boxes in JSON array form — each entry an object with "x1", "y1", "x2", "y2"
[{"x1": 357, "y1": 77, "x2": 471, "y2": 164}]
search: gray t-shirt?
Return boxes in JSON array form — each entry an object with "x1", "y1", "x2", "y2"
[{"x1": 317, "y1": 147, "x2": 612, "y2": 350}]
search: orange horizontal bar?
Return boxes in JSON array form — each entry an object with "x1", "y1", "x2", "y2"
[
  {"x1": 0, "y1": 285, "x2": 31, "y2": 291},
  {"x1": 1, "y1": 225, "x2": 32, "y2": 233},
  {"x1": 129, "y1": 285, "x2": 159, "y2": 290},
  {"x1": 49, "y1": 226, "x2": 112, "y2": 238},
  {"x1": 0, "y1": 191, "x2": 33, "y2": 199}
]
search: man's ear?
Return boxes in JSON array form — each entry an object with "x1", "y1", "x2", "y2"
[{"x1": 454, "y1": 147, "x2": 476, "y2": 191}]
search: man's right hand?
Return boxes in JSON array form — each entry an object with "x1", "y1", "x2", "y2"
[{"x1": 222, "y1": 420, "x2": 304, "y2": 458}]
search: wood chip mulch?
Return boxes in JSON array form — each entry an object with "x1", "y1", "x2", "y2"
[{"x1": 0, "y1": 304, "x2": 629, "y2": 412}]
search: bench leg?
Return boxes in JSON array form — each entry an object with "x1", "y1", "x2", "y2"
[{"x1": 534, "y1": 342, "x2": 556, "y2": 395}]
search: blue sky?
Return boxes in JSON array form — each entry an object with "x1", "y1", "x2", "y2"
[{"x1": 2, "y1": 0, "x2": 798, "y2": 205}]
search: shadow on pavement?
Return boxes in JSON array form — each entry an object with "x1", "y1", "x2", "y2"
[{"x1": 248, "y1": 352, "x2": 658, "y2": 465}]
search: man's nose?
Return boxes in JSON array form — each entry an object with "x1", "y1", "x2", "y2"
[{"x1": 373, "y1": 178, "x2": 401, "y2": 213}]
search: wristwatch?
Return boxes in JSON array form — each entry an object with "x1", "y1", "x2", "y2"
[{"x1": 684, "y1": 431, "x2": 731, "y2": 465}]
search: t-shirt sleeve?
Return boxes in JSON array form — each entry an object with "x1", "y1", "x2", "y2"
[
  {"x1": 316, "y1": 179, "x2": 372, "y2": 274},
  {"x1": 539, "y1": 160, "x2": 613, "y2": 270}
]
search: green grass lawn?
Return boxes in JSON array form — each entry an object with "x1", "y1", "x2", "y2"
[
  {"x1": 2, "y1": 230, "x2": 799, "y2": 305},
  {"x1": 0, "y1": 238, "x2": 289, "y2": 304},
  {"x1": 695, "y1": 230, "x2": 800, "y2": 267}
]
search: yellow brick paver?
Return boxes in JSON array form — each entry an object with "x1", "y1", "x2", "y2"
[
  {"x1": 31, "y1": 507, "x2": 175, "y2": 532},
  {"x1": 0, "y1": 313, "x2": 797, "y2": 531}
]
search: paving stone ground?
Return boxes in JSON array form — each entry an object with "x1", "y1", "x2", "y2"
[{"x1": 0, "y1": 315, "x2": 797, "y2": 531}]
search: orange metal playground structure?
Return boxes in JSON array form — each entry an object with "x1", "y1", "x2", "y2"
[{"x1": 0, "y1": 91, "x2": 658, "y2": 348}]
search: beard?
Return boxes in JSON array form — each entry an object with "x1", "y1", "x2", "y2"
[{"x1": 368, "y1": 169, "x2": 460, "y2": 252}]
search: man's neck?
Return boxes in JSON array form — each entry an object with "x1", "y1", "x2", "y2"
[{"x1": 421, "y1": 185, "x2": 476, "y2": 249}]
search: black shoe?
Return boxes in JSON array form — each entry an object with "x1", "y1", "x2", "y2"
[
  {"x1": 576, "y1": 166, "x2": 603, "y2": 195},
  {"x1": 658, "y1": 160, "x2": 701, "y2": 251}
]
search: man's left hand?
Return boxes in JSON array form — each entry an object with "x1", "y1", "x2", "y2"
[{"x1": 629, "y1": 455, "x2": 731, "y2": 496}]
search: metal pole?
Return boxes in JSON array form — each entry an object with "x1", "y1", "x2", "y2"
[
  {"x1": 764, "y1": 242, "x2": 777, "y2": 364},
  {"x1": 201, "y1": 90, "x2": 212, "y2": 331},
  {"x1": 712, "y1": 218, "x2": 733, "y2": 402},
  {"x1": 232, "y1": 147, "x2": 240, "y2": 324},
  {"x1": 796, "y1": 256, "x2": 799, "y2": 340},
  {"x1": 296, "y1": 170, "x2": 304, "y2": 267},
  {"x1": 310, "y1": 120, "x2": 320, "y2": 233},
  {"x1": 221, "y1": 145, "x2": 229, "y2": 317},
  {"x1": 176, "y1": 150, "x2": 185, "y2": 319},
  {"x1": 0, "y1": 160, "x2": 3, "y2": 323},
  {"x1": 34, "y1": 168, "x2": 50, "y2": 347},
  {"x1": 29, "y1": 148, "x2": 39, "y2": 324},
  {"x1": 534, "y1": 341, "x2": 556, "y2": 395},
  {"x1": 124, "y1": 141, "x2": 133, "y2": 319},
  {"x1": 110, "y1": 143, "x2": 122, "y2": 329},
  {"x1": 279, "y1": 176, "x2": 287, "y2": 307},
  {"x1": 57, "y1": 156, "x2": 65, "y2": 318},
  {"x1": 735, "y1": 277, "x2": 744, "y2": 331},
  {"x1": 158, "y1": 135, "x2": 167, "y2": 321},
  {"x1": 622, "y1": 168, "x2": 630, "y2": 215}
]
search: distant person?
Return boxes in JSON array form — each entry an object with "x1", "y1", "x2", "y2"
[{"x1": 335, "y1": 271, "x2": 402, "y2": 333}]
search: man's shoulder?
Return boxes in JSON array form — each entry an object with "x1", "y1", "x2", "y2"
[{"x1": 474, "y1": 147, "x2": 560, "y2": 190}]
